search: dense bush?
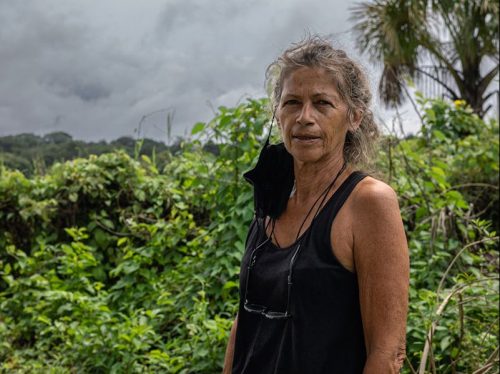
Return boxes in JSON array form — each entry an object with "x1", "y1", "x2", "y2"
[
  {"x1": 377, "y1": 96, "x2": 499, "y2": 372},
  {"x1": 0, "y1": 97, "x2": 498, "y2": 373}
]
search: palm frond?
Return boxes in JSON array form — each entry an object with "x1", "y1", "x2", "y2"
[{"x1": 350, "y1": 0, "x2": 499, "y2": 115}]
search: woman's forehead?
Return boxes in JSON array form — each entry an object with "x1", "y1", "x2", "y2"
[{"x1": 281, "y1": 67, "x2": 341, "y2": 97}]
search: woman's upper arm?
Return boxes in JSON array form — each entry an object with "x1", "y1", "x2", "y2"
[{"x1": 351, "y1": 179, "x2": 409, "y2": 367}]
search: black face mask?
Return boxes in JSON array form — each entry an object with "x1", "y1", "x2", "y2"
[{"x1": 243, "y1": 121, "x2": 294, "y2": 219}]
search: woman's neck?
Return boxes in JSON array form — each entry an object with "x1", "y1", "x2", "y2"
[{"x1": 292, "y1": 156, "x2": 349, "y2": 204}]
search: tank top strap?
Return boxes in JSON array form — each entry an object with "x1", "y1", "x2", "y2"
[{"x1": 315, "y1": 170, "x2": 369, "y2": 237}]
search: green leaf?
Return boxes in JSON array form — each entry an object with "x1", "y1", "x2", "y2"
[
  {"x1": 223, "y1": 281, "x2": 238, "y2": 290},
  {"x1": 440, "y1": 335, "x2": 452, "y2": 351},
  {"x1": 191, "y1": 122, "x2": 206, "y2": 135},
  {"x1": 37, "y1": 315, "x2": 52, "y2": 325},
  {"x1": 117, "y1": 237, "x2": 128, "y2": 247},
  {"x1": 426, "y1": 109, "x2": 436, "y2": 122},
  {"x1": 432, "y1": 129, "x2": 446, "y2": 141}
]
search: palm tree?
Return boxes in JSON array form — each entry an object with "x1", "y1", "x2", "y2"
[{"x1": 350, "y1": 0, "x2": 499, "y2": 117}]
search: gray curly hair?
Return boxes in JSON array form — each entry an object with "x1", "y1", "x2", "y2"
[{"x1": 265, "y1": 35, "x2": 379, "y2": 167}]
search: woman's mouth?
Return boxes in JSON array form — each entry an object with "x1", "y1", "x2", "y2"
[{"x1": 292, "y1": 135, "x2": 320, "y2": 143}]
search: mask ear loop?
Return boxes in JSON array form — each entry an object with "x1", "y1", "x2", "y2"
[{"x1": 264, "y1": 111, "x2": 276, "y2": 147}]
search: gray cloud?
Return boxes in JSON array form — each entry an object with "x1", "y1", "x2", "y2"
[
  {"x1": 0, "y1": 0, "x2": 422, "y2": 141},
  {"x1": 44, "y1": 76, "x2": 112, "y2": 103}
]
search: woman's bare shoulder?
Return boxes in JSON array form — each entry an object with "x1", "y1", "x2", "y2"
[
  {"x1": 347, "y1": 175, "x2": 403, "y2": 243},
  {"x1": 351, "y1": 175, "x2": 399, "y2": 212}
]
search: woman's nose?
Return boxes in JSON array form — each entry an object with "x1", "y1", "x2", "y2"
[{"x1": 297, "y1": 102, "x2": 314, "y2": 126}]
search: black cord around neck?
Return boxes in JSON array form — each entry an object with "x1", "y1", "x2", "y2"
[{"x1": 271, "y1": 161, "x2": 347, "y2": 247}]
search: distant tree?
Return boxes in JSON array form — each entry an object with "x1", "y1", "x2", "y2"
[
  {"x1": 0, "y1": 133, "x2": 43, "y2": 151},
  {"x1": 140, "y1": 138, "x2": 169, "y2": 154},
  {"x1": 111, "y1": 137, "x2": 136, "y2": 149},
  {"x1": 0, "y1": 133, "x2": 177, "y2": 176},
  {"x1": 351, "y1": 0, "x2": 499, "y2": 117},
  {"x1": 43, "y1": 132, "x2": 73, "y2": 144}
]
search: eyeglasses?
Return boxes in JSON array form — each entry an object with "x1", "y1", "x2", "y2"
[{"x1": 243, "y1": 236, "x2": 303, "y2": 320}]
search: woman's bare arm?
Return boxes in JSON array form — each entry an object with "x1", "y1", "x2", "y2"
[
  {"x1": 222, "y1": 314, "x2": 238, "y2": 374},
  {"x1": 352, "y1": 180, "x2": 409, "y2": 373}
]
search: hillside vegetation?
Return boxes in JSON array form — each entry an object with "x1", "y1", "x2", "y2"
[{"x1": 0, "y1": 133, "x2": 181, "y2": 177}]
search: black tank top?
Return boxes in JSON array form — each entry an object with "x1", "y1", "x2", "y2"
[{"x1": 233, "y1": 171, "x2": 368, "y2": 374}]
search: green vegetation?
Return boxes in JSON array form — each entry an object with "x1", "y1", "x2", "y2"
[
  {"x1": 0, "y1": 97, "x2": 498, "y2": 373},
  {"x1": 0, "y1": 132, "x2": 182, "y2": 177}
]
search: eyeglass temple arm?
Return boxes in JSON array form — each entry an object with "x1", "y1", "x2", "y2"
[
  {"x1": 244, "y1": 237, "x2": 271, "y2": 303},
  {"x1": 284, "y1": 243, "x2": 302, "y2": 317}
]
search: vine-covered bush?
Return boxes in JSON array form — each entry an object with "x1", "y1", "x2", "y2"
[
  {"x1": 0, "y1": 97, "x2": 498, "y2": 373},
  {"x1": 377, "y1": 96, "x2": 498, "y2": 372}
]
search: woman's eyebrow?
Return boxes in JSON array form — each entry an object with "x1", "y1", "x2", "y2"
[
  {"x1": 281, "y1": 92, "x2": 339, "y2": 101},
  {"x1": 312, "y1": 92, "x2": 336, "y2": 99}
]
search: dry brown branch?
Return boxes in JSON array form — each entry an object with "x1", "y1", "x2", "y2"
[
  {"x1": 472, "y1": 347, "x2": 499, "y2": 374},
  {"x1": 418, "y1": 277, "x2": 500, "y2": 374},
  {"x1": 436, "y1": 236, "x2": 499, "y2": 296}
]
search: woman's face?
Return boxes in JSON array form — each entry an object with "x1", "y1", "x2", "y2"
[{"x1": 277, "y1": 67, "x2": 352, "y2": 165}]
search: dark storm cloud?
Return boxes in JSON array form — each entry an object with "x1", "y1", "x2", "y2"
[
  {"x1": 151, "y1": 0, "x2": 355, "y2": 130},
  {"x1": 44, "y1": 76, "x2": 112, "y2": 103},
  {"x1": 0, "y1": 1, "x2": 156, "y2": 139},
  {"x1": 0, "y1": 0, "x2": 420, "y2": 141}
]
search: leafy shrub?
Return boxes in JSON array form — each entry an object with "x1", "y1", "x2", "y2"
[{"x1": 0, "y1": 97, "x2": 498, "y2": 373}]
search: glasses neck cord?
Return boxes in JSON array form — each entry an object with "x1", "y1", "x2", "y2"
[{"x1": 271, "y1": 161, "x2": 347, "y2": 247}]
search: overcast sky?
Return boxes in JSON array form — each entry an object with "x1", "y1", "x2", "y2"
[{"x1": 0, "y1": 0, "x2": 421, "y2": 142}]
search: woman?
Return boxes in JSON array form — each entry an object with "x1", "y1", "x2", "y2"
[{"x1": 223, "y1": 36, "x2": 409, "y2": 374}]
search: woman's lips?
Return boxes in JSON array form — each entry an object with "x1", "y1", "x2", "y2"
[{"x1": 292, "y1": 135, "x2": 320, "y2": 143}]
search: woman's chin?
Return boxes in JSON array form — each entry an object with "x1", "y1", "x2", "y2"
[{"x1": 289, "y1": 149, "x2": 324, "y2": 164}]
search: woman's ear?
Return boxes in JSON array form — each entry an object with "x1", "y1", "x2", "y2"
[{"x1": 349, "y1": 110, "x2": 363, "y2": 131}]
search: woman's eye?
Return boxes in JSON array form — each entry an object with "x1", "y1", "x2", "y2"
[
  {"x1": 283, "y1": 99, "x2": 299, "y2": 106},
  {"x1": 317, "y1": 100, "x2": 333, "y2": 107}
]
